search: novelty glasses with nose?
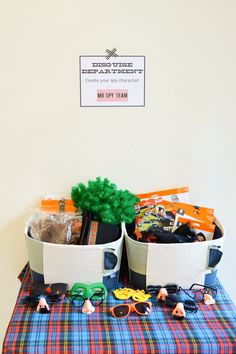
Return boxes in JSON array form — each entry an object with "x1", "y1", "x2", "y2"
[
  {"x1": 67, "y1": 283, "x2": 107, "y2": 307},
  {"x1": 110, "y1": 301, "x2": 152, "y2": 319}
]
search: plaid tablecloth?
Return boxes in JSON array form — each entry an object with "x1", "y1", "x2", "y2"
[{"x1": 3, "y1": 266, "x2": 236, "y2": 354}]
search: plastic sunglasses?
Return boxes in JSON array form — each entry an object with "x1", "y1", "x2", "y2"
[{"x1": 110, "y1": 301, "x2": 152, "y2": 319}]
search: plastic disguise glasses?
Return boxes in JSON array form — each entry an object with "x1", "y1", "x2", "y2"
[
  {"x1": 147, "y1": 283, "x2": 217, "y2": 303},
  {"x1": 113, "y1": 288, "x2": 151, "y2": 302},
  {"x1": 67, "y1": 283, "x2": 107, "y2": 307},
  {"x1": 111, "y1": 302, "x2": 152, "y2": 319},
  {"x1": 188, "y1": 283, "x2": 217, "y2": 303}
]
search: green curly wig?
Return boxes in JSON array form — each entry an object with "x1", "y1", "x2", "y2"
[{"x1": 71, "y1": 177, "x2": 140, "y2": 224}]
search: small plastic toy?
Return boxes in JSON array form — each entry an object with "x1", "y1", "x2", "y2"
[
  {"x1": 203, "y1": 293, "x2": 216, "y2": 305},
  {"x1": 113, "y1": 288, "x2": 151, "y2": 302},
  {"x1": 82, "y1": 299, "x2": 95, "y2": 314},
  {"x1": 157, "y1": 288, "x2": 168, "y2": 302},
  {"x1": 36, "y1": 296, "x2": 50, "y2": 313},
  {"x1": 165, "y1": 294, "x2": 198, "y2": 319},
  {"x1": 113, "y1": 288, "x2": 134, "y2": 300},
  {"x1": 172, "y1": 302, "x2": 186, "y2": 319},
  {"x1": 68, "y1": 283, "x2": 108, "y2": 314},
  {"x1": 147, "y1": 284, "x2": 199, "y2": 320},
  {"x1": 24, "y1": 283, "x2": 68, "y2": 314},
  {"x1": 189, "y1": 283, "x2": 217, "y2": 304}
]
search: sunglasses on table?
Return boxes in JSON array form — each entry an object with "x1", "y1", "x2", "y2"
[{"x1": 110, "y1": 301, "x2": 152, "y2": 319}]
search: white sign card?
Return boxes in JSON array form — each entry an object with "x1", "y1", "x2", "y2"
[{"x1": 80, "y1": 56, "x2": 145, "y2": 107}]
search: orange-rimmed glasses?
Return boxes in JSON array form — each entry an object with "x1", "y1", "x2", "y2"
[{"x1": 110, "y1": 302, "x2": 152, "y2": 319}]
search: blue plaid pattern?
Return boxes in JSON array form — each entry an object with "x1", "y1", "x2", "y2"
[{"x1": 3, "y1": 265, "x2": 236, "y2": 353}]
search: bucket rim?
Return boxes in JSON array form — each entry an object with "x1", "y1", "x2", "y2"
[
  {"x1": 24, "y1": 223, "x2": 124, "y2": 248},
  {"x1": 125, "y1": 216, "x2": 224, "y2": 245}
]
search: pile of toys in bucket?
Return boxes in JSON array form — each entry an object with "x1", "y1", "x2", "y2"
[
  {"x1": 24, "y1": 178, "x2": 223, "y2": 321},
  {"x1": 27, "y1": 177, "x2": 138, "y2": 246},
  {"x1": 25, "y1": 177, "x2": 139, "y2": 291},
  {"x1": 125, "y1": 185, "x2": 224, "y2": 293},
  {"x1": 130, "y1": 186, "x2": 222, "y2": 244}
]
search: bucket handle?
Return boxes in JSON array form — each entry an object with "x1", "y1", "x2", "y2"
[
  {"x1": 103, "y1": 248, "x2": 119, "y2": 276},
  {"x1": 103, "y1": 222, "x2": 125, "y2": 277},
  {"x1": 207, "y1": 245, "x2": 223, "y2": 269}
]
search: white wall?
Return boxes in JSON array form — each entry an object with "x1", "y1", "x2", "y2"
[{"x1": 1, "y1": 0, "x2": 236, "y2": 345}]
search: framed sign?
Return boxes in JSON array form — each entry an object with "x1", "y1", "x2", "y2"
[{"x1": 79, "y1": 56, "x2": 145, "y2": 107}]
